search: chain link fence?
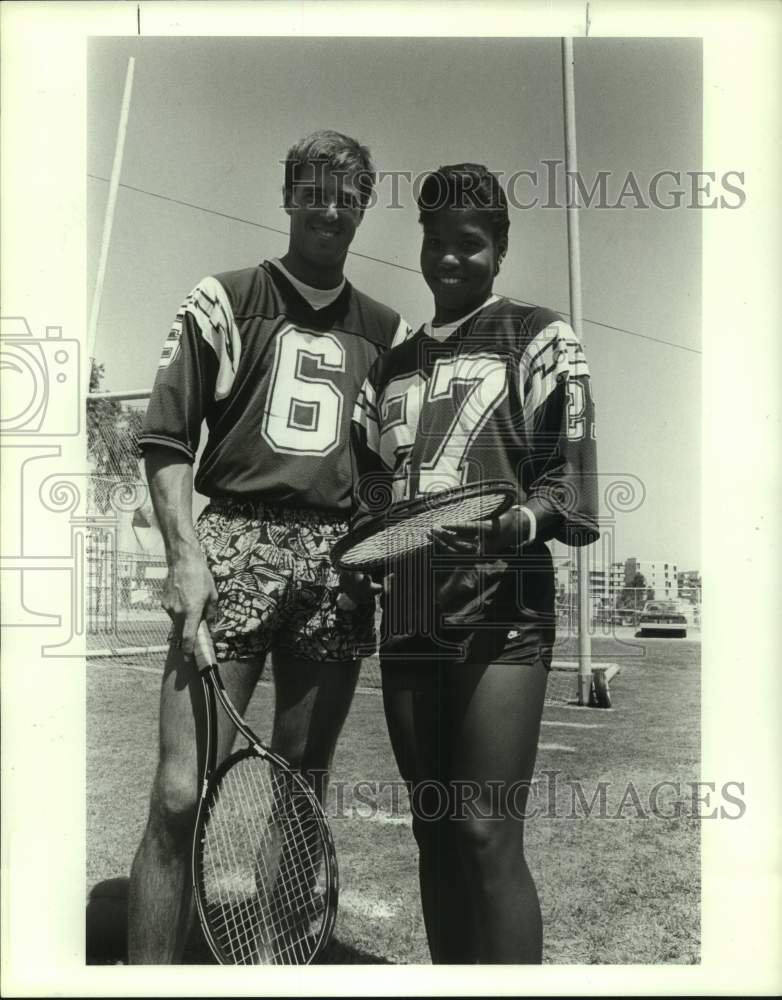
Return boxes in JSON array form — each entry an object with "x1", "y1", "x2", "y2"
[
  {"x1": 556, "y1": 586, "x2": 701, "y2": 631},
  {"x1": 87, "y1": 391, "x2": 171, "y2": 653}
]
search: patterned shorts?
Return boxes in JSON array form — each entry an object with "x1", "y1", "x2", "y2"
[{"x1": 194, "y1": 499, "x2": 375, "y2": 663}]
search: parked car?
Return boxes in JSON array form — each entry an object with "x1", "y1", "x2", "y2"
[{"x1": 637, "y1": 600, "x2": 688, "y2": 638}]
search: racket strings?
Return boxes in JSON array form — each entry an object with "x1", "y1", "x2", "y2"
[
  {"x1": 229, "y1": 770, "x2": 322, "y2": 960},
  {"x1": 339, "y1": 490, "x2": 512, "y2": 570},
  {"x1": 204, "y1": 780, "x2": 321, "y2": 963},
  {"x1": 199, "y1": 756, "x2": 329, "y2": 964}
]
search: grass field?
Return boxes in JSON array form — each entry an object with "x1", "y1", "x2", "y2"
[{"x1": 87, "y1": 628, "x2": 700, "y2": 965}]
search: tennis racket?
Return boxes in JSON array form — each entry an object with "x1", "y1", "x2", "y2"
[
  {"x1": 331, "y1": 479, "x2": 517, "y2": 573},
  {"x1": 191, "y1": 622, "x2": 338, "y2": 965}
]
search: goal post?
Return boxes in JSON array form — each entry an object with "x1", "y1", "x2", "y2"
[{"x1": 546, "y1": 660, "x2": 621, "y2": 710}]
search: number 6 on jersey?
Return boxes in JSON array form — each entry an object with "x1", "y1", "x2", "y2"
[{"x1": 262, "y1": 326, "x2": 345, "y2": 455}]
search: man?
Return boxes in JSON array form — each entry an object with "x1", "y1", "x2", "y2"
[{"x1": 128, "y1": 130, "x2": 408, "y2": 963}]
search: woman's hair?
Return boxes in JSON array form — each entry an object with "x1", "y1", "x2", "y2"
[
  {"x1": 417, "y1": 163, "x2": 510, "y2": 263},
  {"x1": 284, "y1": 129, "x2": 375, "y2": 209}
]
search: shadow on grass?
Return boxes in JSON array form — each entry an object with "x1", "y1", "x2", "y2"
[
  {"x1": 86, "y1": 877, "x2": 392, "y2": 965},
  {"x1": 320, "y1": 939, "x2": 393, "y2": 964}
]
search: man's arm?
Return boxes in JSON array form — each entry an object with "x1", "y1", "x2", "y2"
[
  {"x1": 145, "y1": 445, "x2": 218, "y2": 656},
  {"x1": 337, "y1": 373, "x2": 388, "y2": 607}
]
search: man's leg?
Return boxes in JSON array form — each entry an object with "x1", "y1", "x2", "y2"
[
  {"x1": 127, "y1": 648, "x2": 264, "y2": 963},
  {"x1": 269, "y1": 653, "x2": 360, "y2": 803}
]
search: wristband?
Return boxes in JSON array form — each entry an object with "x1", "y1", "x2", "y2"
[{"x1": 513, "y1": 505, "x2": 537, "y2": 546}]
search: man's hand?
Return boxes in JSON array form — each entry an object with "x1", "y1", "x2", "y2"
[
  {"x1": 337, "y1": 571, "x2": 382, "y2": 610},
  {"x1": 433, "y1": 507, "x2": 525, "y2": 557},
  {"x1": 144, "y1": 447, "x2": 217, "y2": 658},
  {"x1": 162, "y1": 544, "x2": 218, "y2": 656}
]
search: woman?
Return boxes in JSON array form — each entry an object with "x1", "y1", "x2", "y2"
[{"x1": 347, "y1": 164, "x2": 599, "y2": 963}]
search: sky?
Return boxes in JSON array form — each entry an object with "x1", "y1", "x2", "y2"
[
  {"x1": 87, "y1": 36, "x2": 702, "y2": 570},
  {"x1": 3, "y1": 7, "x2": 781, "y2": 996}
]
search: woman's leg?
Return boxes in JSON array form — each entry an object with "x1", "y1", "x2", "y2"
[
  {"x1": 381, "y1": 665, "x2": 479, "y2": 964},
  {"x1": 445, "y1": 653, "x2": 549, "y2": 964}
]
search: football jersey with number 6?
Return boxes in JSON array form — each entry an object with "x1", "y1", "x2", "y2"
[
  {"x1": 139, "y1": 261, "x2": 409, "y2": 512},
  {"x1": 351, "y1": 296, "x2": 599, "y2": 546}
]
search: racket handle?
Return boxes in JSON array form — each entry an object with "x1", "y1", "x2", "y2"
[{"x1": 194, "y1": 621, "x2": 217, "y2": 670}]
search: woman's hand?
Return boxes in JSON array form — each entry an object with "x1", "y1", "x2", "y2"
[
  {"x1": 337, "y1": 571, "x2": 383, "y2": 610},
  {"x1": 433, "y1": 507, "x2": 525, "y2": 557}
]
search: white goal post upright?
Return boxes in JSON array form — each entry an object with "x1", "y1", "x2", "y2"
[
  {"x1": 561, "y1": 37, "x2": 593, "y2": 706},
  {"x1": 86, "y1": 56, "x2": 135, "y2": 391}
]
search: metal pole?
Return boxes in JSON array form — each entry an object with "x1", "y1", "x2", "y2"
[
  {"x1": 561, "y1": 38, "x2": 593, "y2": 705},
  {"x1": 86, "y1": 56, "x2": 135, "y2": 383}
]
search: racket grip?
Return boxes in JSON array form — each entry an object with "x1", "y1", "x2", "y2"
[{"x1": 194, "y1": 621, "x2": 217, "y2": 670}]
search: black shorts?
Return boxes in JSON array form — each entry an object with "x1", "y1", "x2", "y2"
[
  {"x1": 380, "y1": 618, "x2": 555, "y2": 672},
  {"x1": 379, "y1": 545, "x2": 556, "y2": 670}
]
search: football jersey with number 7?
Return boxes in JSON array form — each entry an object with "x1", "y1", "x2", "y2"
[{"x1": 351, "y1": 297, "x2": 599, "y2": 547}]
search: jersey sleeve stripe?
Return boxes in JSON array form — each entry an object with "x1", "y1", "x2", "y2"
[
  {"x1": 352, "y1": 380, "x2": 381, "y2": 455},
  {"x1": 135, "y1": 433, "x2": 196, "y2": 461},
  {"x1": 525, "y1": 351, "x2": 590, "y2": 388},
  {"x1": 520, "y1": 321, "x2": 591, "y2": 432},
  {"x1": 182, "y1": 276, "x2": 242, "y2": 401},
  {"x1": 520, "y1": 320, "x2": 587, "y2": 377}
]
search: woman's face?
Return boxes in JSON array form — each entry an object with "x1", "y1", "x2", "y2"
[{"x1": 420, "y1": 207, "x2": 501, "y2": 323}]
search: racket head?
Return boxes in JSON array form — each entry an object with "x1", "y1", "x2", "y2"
[
  {"x1": 193, "y1": 747, "x2": 338, "y2": 965},
  {"x1": 332, "y1": 479, "x2": 517, "y2": 572}
]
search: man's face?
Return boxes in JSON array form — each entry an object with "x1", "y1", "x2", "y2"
[{"x1": 285, "y1": 162, "x2": 364, "y2": 270}]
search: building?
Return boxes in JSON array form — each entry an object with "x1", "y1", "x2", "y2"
[
  {"x1": 554, "y1": 558, "x2": 613, "y2": 608},
  {"x1": 609, "y1": 561, "x2": 625, "y2": 605},
  {"x1": 555, "y1": 555, "x2": 682, "y2": 609},
  {"x1": 624, "y1": 557, "x2": 679, "y2": 602}
]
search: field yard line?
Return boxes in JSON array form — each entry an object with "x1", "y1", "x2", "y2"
[
  {"x1": 359, "y1": 812, "x2": 412, "y2": 827},
  {"x1": 90, "y1": 659, "x2": 161, "y2": 676},
  {"x1": 538, "y1": 742, "x2": 576, "y2": 753},
  {"x1": 92, "y1": 660, "x2": 380, "y2": 696},
  {"x1": 541, "y1": 720, "x2": 603, "y2": 729},
  {"x1": 547, "y1": 704, "x2": 622, "y2": 713}
]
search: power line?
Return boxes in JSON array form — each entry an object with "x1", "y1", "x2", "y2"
[
  {"x1": 505, "y1": 299, "x2": 701, "y2": 355},
  {"x1": 88, "y1": 174, "x2": 290, "y2": 239},
  {"x1": 88, "y1": 173, "x2": 701, "y2": 355},
  {"x1": 87, "y1": 174, "x2": 423, "y2": 274}
]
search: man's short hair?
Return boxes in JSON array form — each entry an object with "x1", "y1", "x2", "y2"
[
  {"x1": 284, "y1": 129, "x2": 375, "y2": 209},
  {"x1": 417, "y1": 163, "x2": 510, "y2": 261}
]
